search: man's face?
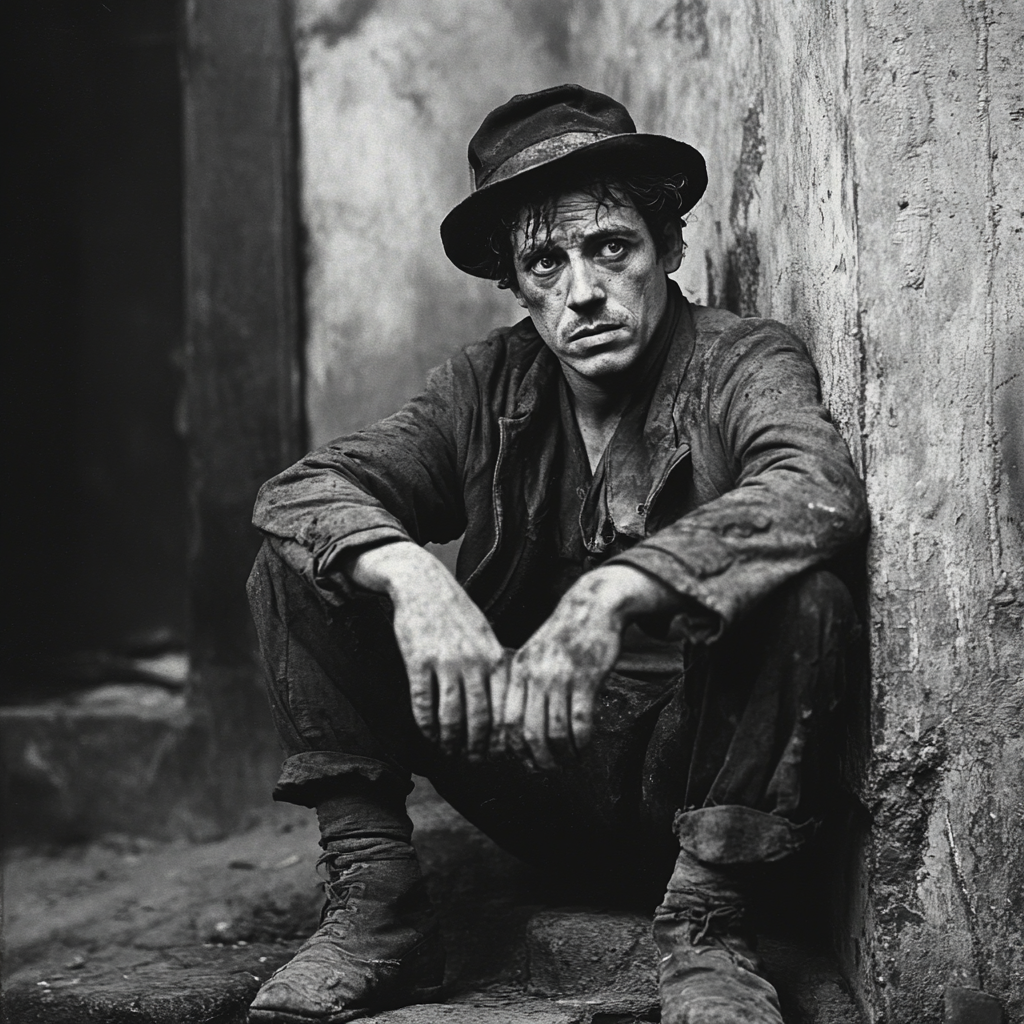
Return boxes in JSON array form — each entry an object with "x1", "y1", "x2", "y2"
[{"x1": 511, "y1": 191, "x2": 682, "y2": 382}]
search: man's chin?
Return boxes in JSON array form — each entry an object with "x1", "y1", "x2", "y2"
[
  {"x1": 567, "y1": 353, "x2": 639, "y2": 382},
  {"x1": 561, "y1": 338, "x2": 640, "y2": 378}
]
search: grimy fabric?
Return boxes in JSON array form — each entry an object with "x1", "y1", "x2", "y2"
[
  {"x1": 252, "y1": 284, "x2": 867, "y2": 648},
  {"x1": 248, "y1": 542, "x2": 858, "y2": 894},
  {"x1": 249, "y1": 285, "x2": 866, "y2": 877}
]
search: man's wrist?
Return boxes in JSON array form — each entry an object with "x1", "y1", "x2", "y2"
[
  {"x1": 572, "y1": 564, "x2": 680, "y2": 628},
  {"x1": 343, "y1": 539, "x2": 437, "y2": 597}
]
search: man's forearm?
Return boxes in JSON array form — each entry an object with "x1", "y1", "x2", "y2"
[
  {"x1": 341, "y1": 539, "x2": 506, "y2": 758},
  {"x1": 341, "y1": 540, "x2": 444, "y2": 598}
]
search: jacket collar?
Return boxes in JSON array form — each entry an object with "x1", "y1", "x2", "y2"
[
  {"x1": 643, "y1": 282, "x2": 697, "y2": 450},
  {"x1": 589, "y1": 283, "x2": 697, "y2": 541}
]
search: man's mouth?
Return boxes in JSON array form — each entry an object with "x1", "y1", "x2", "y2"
[{"x1": 569, "y1": 323, "x2": 622, "y2": 343}]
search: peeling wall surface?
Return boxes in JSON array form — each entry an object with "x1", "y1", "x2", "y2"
[
  {"x1": 296, "y1": 0, "x2": 581, "y2": 445},
  {"x1": 851, "y1": 2, "x2": 1023, "y2": 1018},
  {"x1": 297, "y1": 1, "x2": 1023, "y2": 1020}
]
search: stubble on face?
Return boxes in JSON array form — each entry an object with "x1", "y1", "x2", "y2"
[{"x1": 511, "y1": 191, "x2": 677, "y2": 387}]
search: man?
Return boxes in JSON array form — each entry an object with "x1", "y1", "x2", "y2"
[{"x1": 246, "y1": 85, "x2": 866, "y2": 1024}]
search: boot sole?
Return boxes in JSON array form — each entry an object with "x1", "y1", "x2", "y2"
[
  {"x1": 248, "y1": 983, "x2": 444, "y2": 1024},
  {"x1": 248, "y1": 930, "x2": 445, "y2": 1024}
]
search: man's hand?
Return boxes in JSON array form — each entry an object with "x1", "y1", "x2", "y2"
[
  {"x1": 343, "y1": 541, "x2": 506, "y2": 759},
  {"x1": 496, "y1": 565, "x2": 680, "y2": 768}
]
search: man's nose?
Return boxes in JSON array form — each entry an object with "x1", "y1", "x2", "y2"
[{"x1": 566, "y1": 256, "x2": 606, "y2": 312}]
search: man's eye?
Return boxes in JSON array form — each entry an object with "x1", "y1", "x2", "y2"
[
  {"x1": 530, "y1": 255, "x2": 559, "y2": 275},
  {"x1": 601, "y1": 239, "x2": 627, "y2": 257}
]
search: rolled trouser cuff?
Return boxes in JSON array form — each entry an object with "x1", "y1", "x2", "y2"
[
  {"x1": 673, "y1": 805, "x2": 817, "y2": 866},
  {"x1": 273, "y1": 751, "x2": 414, "y2": 807}
]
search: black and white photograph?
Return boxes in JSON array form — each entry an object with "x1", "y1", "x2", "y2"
[{"x1": 3, "y1": 2, "x2": 1021, "y2": 1023}]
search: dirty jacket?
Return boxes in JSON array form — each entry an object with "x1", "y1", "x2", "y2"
[{"x1": 252, "y1": 291, "x2": 868, "y2": 647}]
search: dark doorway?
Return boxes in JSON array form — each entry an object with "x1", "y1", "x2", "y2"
[{"x1": 4, "y1": 0, "x2": 187, "y2": 696}]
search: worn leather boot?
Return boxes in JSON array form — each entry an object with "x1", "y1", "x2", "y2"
[
  {"x1": 654, "y1": 846, "x2": 782, "y2": 1024},
  {"x1": 248, "y1": 787, "x2": 444, "y2": 1023}
]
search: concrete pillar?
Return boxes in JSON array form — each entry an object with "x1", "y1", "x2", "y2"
[
  {"x1": 850, "y1": 2, "x2": 1022, "y2": 1019},
  {"x1": 183, "y1": 0, "x2": 304, "y2": 828}
]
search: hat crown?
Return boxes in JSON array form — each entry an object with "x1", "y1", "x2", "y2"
[
  {"x1": 441, "y1": 84, "x2": 707, "y2": 278},
  {"x1": 468, "y1": 84, "x2": 637, "y2": 190}
]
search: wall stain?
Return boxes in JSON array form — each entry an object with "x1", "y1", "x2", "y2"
[
  {"x1": 652, "y1": 0, "x2": 710, "y2": 58},
  {"x1": 729, "y1": 98, "x2": 765, "y2": 238},
  {"x1": 945, "y1": 811, "x2": 987, "y2": 990},
  {"x1": 724, "y1": 235, "x2": 760, "y2": 317},
  {"x1": 724, "y1": 96, "x2": 765, "y2": 316},
  {"x1": 298, "y1": 0, "x2": 377, "y2": 48},
  {"x1": 509, "y1": 0, "x2": 571, "y2": 66},
  {"x1": 704, "y1": 252, "x2": 718, "y2": 308},
  {"x1": 867, "y1": 730, "x2": 949, "y2": 1003}
]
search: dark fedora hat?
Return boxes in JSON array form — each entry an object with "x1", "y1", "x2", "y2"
[{"x1": 440, "y1": 84, "x2": 707, "y2": 278}]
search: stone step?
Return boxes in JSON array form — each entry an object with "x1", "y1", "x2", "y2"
[
  {"x1": 2, "y1": 780, "x2": 863, "y2": 1024},
  {"x1": 525, "y1": 909, "x2": 860, "y2": 1024},
  {"x1": 372, "y1": 1000, "x2": 583, "y2": 1024},
  {"x1": 0, "y1": 684, "x2": 195, "y2": 844}
]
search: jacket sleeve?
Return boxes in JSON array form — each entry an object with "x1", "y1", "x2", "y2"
[
  {"x1": 252, "y1": 358, "x2": 468, "y2": 600},
  {"x1": 611, "y1": 319, "x2": 868, "y2": 641}
]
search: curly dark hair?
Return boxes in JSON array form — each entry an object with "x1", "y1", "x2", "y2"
[{"x1": 480, "y1": 164, "x2": 690, "y2": 290}]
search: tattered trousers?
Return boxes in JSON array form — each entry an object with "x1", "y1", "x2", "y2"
[{"x1": 247, "y1": 540, "x2": 858, "y2": 892}]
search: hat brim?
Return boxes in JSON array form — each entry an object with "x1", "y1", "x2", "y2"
[{"x1": 439, "y1": 133, "x2": 707, "y2": 278}]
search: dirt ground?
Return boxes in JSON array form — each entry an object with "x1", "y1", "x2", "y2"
[{"x1": 2, "y1": 780, "x2": 860, "y2": 1023}]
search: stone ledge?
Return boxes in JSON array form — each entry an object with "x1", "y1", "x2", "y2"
[
  {"x1": 0, "y1": 685, "x2": 207, "y2": 844},
  {"x1": 1, "y1": 943, "x2": 291, "y2": 1024},
  {"x1": 525, "y1": 908, "x2": 862, "y2": 1024},
  {"x1": 372, "y1": 1000, "x2": 576, "y2": 1024},
  {"x1": 526, "y1": 908, "x2": 658, "y2": 1018}
]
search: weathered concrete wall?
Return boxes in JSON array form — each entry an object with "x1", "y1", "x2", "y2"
[
  {"x1": 850, "y1": 2, "x2": 1023, "y2": 1020},
  {"x1": 570, "y1": 1, "x2": 1024, "y2": 1020},
  {"x1": 296, "y1": 0, "x2": 580, "y2": 446}
]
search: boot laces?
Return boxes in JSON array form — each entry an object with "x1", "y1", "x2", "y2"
[
  {"x1": 658, "y1": 884, "x2": 748, "y2": 957},
  {"x1": 686, "y1": 902, "x2": 744, "y2": 947},
  {"x1": 316, "y1": 851, "x2": 365, "y2": 926}
]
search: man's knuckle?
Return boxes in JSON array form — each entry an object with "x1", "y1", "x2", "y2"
[
  {"x1": 408, "y1": 662, "x2": 431, "y2": 683},
  {"x1": 438, "y1": 676, "x2": 461, "y2": 698}
]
